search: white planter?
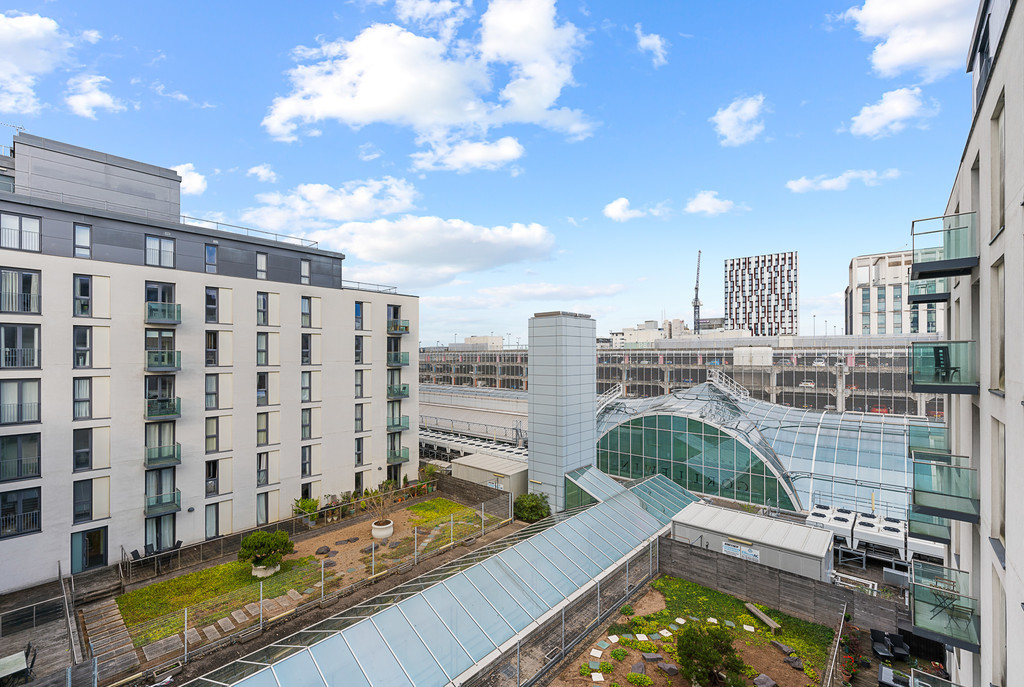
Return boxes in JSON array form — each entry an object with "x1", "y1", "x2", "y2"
[
  {"x1": 251, "y1": 563, "x2": 281, "y2": 578},
  {"x1": 372, "y1": 520, "x2": 394, "y2": 539}
]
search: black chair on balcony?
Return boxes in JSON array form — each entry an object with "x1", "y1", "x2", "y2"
[
  {"x1": 886, "y1": 633, "x2": 910, "y2": 661},
  {"x1": 871, "y1": 629, "x2": 894, "y2": 660},
  {"x1": 933, "y1": 346, "x2": 960, "y2": 383},
  {"x1": 130, "y1": 549, "x2": 141, "y2": 561}
]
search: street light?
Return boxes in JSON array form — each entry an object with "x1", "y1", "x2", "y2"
[{"x1": 813, "y1": 314, "x2": 816, "y2": 336}]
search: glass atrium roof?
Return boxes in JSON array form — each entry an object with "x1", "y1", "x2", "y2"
[
  {"x1": 186, "y1": 470, "x2": 695, "y2": 687},
  {"x1": 597, "y1": 382, "x2": 945, "y2": 515}
]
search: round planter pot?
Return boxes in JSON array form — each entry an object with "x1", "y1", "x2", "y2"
[
  {"x1": 372, "y1": 520, "x2": 394, "y2": 539},
  {"x1": 251, "y1": 563, "x2": 281, "y2": 578}
]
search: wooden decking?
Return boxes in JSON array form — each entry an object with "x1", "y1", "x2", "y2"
[{"x1": 79, "y1": 599, "x2": 139, "y2": 682}]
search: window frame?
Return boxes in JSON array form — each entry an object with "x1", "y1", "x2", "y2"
[
  {"x1": 205, "y1": 287, "x2": 219, "y2": 324},
  {"x1": 206, "y1": 459, "x2": 219, "y2": 496},
  {"x1": 301, "y1": 445, "x2": 312, "y2": 477},
  {"x1": 301, "y1": 408, "x2": 312, "y2": 440},
  {"x1": 256, "y1": 252, "x2": 267, "y2": 280},
  {"x1": 301, "y1": 333, "x2": 312, "y2": 365},
  {"x1": 72, "y1": 325, "x2": 91, "y2": 369},
  {"x1": 205, "y1": 374, "x2": 219, "y2": 410},
  {"x1": 205, "y1": 416, "x2": 219, "y2": 453},
  {"x1": 73, "y1": 377, "x2": 92, "y2": 420},
  {"x1": 74, "y1": 223, "x2": 92, "y2": 259},
  {"x1": 256, "y1": 371, "x2": 269, "y2": 406},
  {"x1": 256, "y1": 331, "x2": 268, "y2": 365},
  {"x1": 73, "y1": 428, "x2": 92, "y2": 472},
  {"x1": 205, "y1": 244, "x2": 218, "y2": 274},
  {"x1": 300, "y1": 371, "x2": 311, "y2": 402},
  {"x1": 300, "y1": 296, "x2": 311, "y2": 327},
  {"x1": 73, "y1": 274, "x2": 91, "y2": 317},
  {"x1": 256, "y1": 412, "x2": 269, "y2": 446},
  {"x1": 355, "y1": 301, "x2": 363, "y2": 331},
  {"x1": 73, "y1": 479, "x2": 93, "y2": 523},
  {"x1": 300, "y1": 259, "x2": 311, "y2": 285},
  {"x1": 354, "y1": 369, "x2": 364, "y2": 399},
  {"x1": 256, "y1": 492, "x2": 268, "y2": 526},
  {"x1": 0, "y1": 486, "x2": 41, "y2": 538},
  {"x1": 0, "y1": 212, "x2": 41, "y2": 253},
  {"x1": 205, "y1": 503, "x2": 219, "y2": 539},
  {"x1": 145, "y1": 235, "x2": 175, "y2": 268},
  {"x1": 354, "y1": 335, "x2": 363, "y2": 364},
  {"x1": 354, "y1": 404, "x2": 364, "y2": 433},
  {"x1": 256, "y1": 452, "x2": 269, "y2": 486},
  {"x1": 354, "y1": 437, "x2": 363, "y2": 467},
  {"x1": 0, "y1": 323, "x2": 40, "y2": 369},
  {"x1": 0, "y1": 379, "x2": 41, "y2": 425},
  {"x1": 1, "y1": 268, "x2": 41, "y2": 315},
  {"x1": 256, "y1": 292, "x2": 269, "y2": 326},
  {"x1": 205, "y1": 331, "x2": 218, "y2": 366},
  {"x1": 0, "y1": 432, "x2": 41, "y2": 482}
]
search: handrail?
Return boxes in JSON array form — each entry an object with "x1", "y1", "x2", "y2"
[
  {"x1": 596, "y1": 383, "x2": 624, "y2": 415},
  {"x1": 342, "y1": 279, "x2": 398, "y2": 294},
  {"x1": 823, "y1": 601, "x2": 848, "y2": 687},
  {"x1": 59, "y1": 564, "x2": 81, "y2": 664}
]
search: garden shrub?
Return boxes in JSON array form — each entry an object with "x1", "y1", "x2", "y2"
[
  {"x1": 606, "y1": 622, "x2": 631, "y2": 636},
  {"x1": 237, "y1": 530, "x2": 294, "y2": 568},
  {"x1": 513, "y1": 493, "x2": 550, "y2": 523},
  {"x1": 625, "y1": 673, "x2": 653, "y2": 686},
  {"x1": 676, "y1": 623, "x2": 744, "y2": 686},
  {"x1": 599, "y1": 661, "x2": 614, "y2": 673},
  {"x1": 610, "y1": 647, "x2": 628, "y2": 661},
  {"x1": 579, "y1": 664, "x2": 592, "y2": 677},
  {"x1": 619, "y1": 603, "x2": 634, "y2": 616}
]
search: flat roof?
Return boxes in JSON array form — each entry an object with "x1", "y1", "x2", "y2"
[
  {"x1": 452, "y1": 453, "x2": 528, "y2": 475},
  {"x1": 673, "y1": 501, "x2": 833, "y2": 558}
]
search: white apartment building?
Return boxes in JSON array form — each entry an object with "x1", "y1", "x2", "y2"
[
  {"x1": 0, "y1": 135, "x2": 418, "y2": 593},
  {"x1": 724, "y1": 251, "x2": 798, "y2": 336},
  {"x1": 904, "y1": 1, "x2": 1021, "y2": 684},
  {"x1": 843, "y1": 250, "x2": 947, "y2": 336}
]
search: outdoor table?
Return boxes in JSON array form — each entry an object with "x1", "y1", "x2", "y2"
[
  {"x1": 0, "y1": 652, "x2": 26, "y2": 684},
  {"x1": 930, "y1": 576, "x2": 959, "y2": 619}
]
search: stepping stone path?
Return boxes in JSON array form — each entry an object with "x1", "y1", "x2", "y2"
[
  {"x1": 360, "y1": 543, "x2": 379, "y2": 554},
  {"x1": 607, "y1": 635, "x2": 619, "y2": 643},
  {"x1": 142, "y1": 634, "x2": 182, "y2": 662},
  {"x1": 591, "y1": 674, "x2": 604, "y2": 683},
  {"x1": 641, "y1": 653, "x2": 663, "y2": 663},
  {"x1": 335, "y1": 540, "x2": 348, "y2": 546},
  {"x1": 743, "y1": 624, "x2": 756, "y2": 632},
  {"x1": 347, "y1": 567, "x2": 359, "y2": 573},
  {"x1": 708, "y1": 617, "x2": 718, "y2": 624},
  {"x1": 630, "y1": 662, "x2": 646, "y2": 675},
  {"x1": 275, "y1": 595, "x2": 293, "y2": 608},
  {"x1": 389, "y1": 541, "x2": 401, "y2": 549},
  {"x1": 232, "y1": 610, "x2": 249, "y2": 624},
  {"x1": 185, "y1": 627, "x2": 201, "y2": 646},
  {"x1": 303, "y1": 588, "x2": 315, "y2": 595},
  {"x1": 754, "y1": 675, "x2": 778, "y2": 687},
  {"x1": 689, "y1": 615, "x2": 699, "y2": 622},
  {"x1": 770, "y1": 640, "x2": 795, "y2": 655},
  {"x1": 675, "y1": 617, "x2": 685, "y2": 624},
  {"x1": 620, "y1": 633, "x2": 634, "y2": 640},
  {"x1": 288, "y1": 589, "x2": 304, "y2": 602},
  {"x1": 589, "y1": 649, "x2": 602, "y2": 658},
  {"x1": 262, "y1": 598, "x2": 282, "y2": 614},
  {"x1": 315, "y1": 545, "x2": 331, "y2": 555},
  {"x1": 725, "y1": 620, "x2": 736, "y2": 628},
  {"x1": 588, "y1": 661, "x2": 600, "y2": 670},
  {"x1": 245, "y1": 602, "x2": 261, "y2": 616},
  {"x1": 324, "y1": 560, "x2": 337, "y2": 568},
  {"x1": 218, "y1": 617, "x2": 235, "y2": 633},
  {"x1": 634, "y1": 633, "x2": 648, "y2": 641},
  {"x1": 202, "y1": 625, "x2": 220, "y2": 641},
  {"x1": 668, "y1": 623, "x2": 678, "y2": 631},
  {"x1": 659, "y1": 629, "x2": 672, "y2": 637},
  {"x1": 79, "y1": 598, "x2": 140, "y2": 681},
  {"x1": 658, "y1": 662, "x2": 678, "y2": 676},
  {"x1": 328, "y1": 550, "x2": 339, "y2": 557},
  {"x1": 596, "y1": 640, "x2": 610, "y2": 649}
]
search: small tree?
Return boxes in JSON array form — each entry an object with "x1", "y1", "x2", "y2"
[
  {"x1": 367, "y1": 480, "x2": 398, "y2": 525},
  {"x1": 513, "y1": 493, "x2": 551, "y2": 523},
  {"x1": 238, "y1": 530, "x2": 295, "y2": 568},
  {"x1": 676, "y1": 623, "x2": 745, "y2": 686}
]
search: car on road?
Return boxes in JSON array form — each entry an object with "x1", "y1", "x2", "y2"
[
  {"x1": 799, "y1": 380, "x2": 815, "y2": 388},
  {"x1": 812, "y1": 358, "x2": 826, "y2": 367}
]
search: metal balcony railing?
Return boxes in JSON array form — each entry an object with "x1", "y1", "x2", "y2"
[
  {"x1": 1, "y1": 347, "x2": 39, "y2": 368},
  {"x1": 387, "y1": 415, "x2": 410, "y2": 432},
  {"x1": 0, "y1": 402, "x2": 39, "y2": 425},
  {"x1": 910, "y1": 561, "x2": 979, "y2": 652},
  {"x1": 387, "y1": 319, "x2": 410, "y2": 334},
  {"x1": 387, "y1": 447, "x2": 410, "y2": 464},
  {"x1": 145, "y1": 350, "x2": 181, "y2": 371},
  {"x1": 0, "y1": 291, "x2": 40, "y2": 314},
  {"x1": 0, "y1": 510, "x2": 41, "y2": 538},
  {"x1": 911, "y1": 341, "x2": 978, "y2": 394},
  {"x1": 911, "y1": 212, "x2": 978, "y2": 280},
  {"x1": 145, "y1": 302, "x2": 181, "y2": 324},
  {"x1": 387, "y1": 384, "x2": 410, "y2": 399},
  {"x1": 144, "y1": 489, "x2": 181, "y2": 516},
  {"x1": 387, "y1": 351, "x2": 410, "y2": 367},
  {"x1": 145, "y1": 397, "x2": 181, "y2": 419},
  {"x1": 0, "y1": 455, "x2": 40, "y2": 481},
  {"x1": 908, "y1": 277, "x2": 949, "y2": 304},
  {"x1": 144, "y1": 444, "x2": 181, "y2": 468},
  {"x1": 912, "y1": 451, "x2": 979, "y2": 523}
]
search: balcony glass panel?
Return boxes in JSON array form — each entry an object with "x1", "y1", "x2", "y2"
[
  {"x1": 145, "y1": 350, "x2": 181, "y2": 371},
  {"x1": 145, "y1": 489, "x2": 181, "y2": 516},
  {"x1": 387, "y1": 384, "x2": 410, "y2": 398},
  {"x1": 387, "y1": 447, "x2": 409, "y2": 464},
  {"x1": 910, "y1": 561, "x2": 979, "y2": 651},
  {"x1": 907, "y1": 510, "x2": 950, "y2": 544},
  {"x1": 911, "y1": 670, "x2": 964, "y2": 687},
  {"x1": 908, "y1": 422, "x2": 948, "y2": 453},
  {"x1": 146, "y1": 397, "x2": 181, "y2": 419},
  {"x1": 911, "y1": 212, "x2": 977, "y2": 279},
  {"x1": 912, "y1": 452, "x2": 978, "y2": 523},
  {"x1": 145, "y1": 302, "x2": 181, "y2": 324},
  {"x1": 911, "y1": 341, "x2": 978, "y2": 393},
  {"x1": 386, "y1": 352, "x2": 410, "y2": 366},
  {"x1": 386, "y1": 415, "x2": 410, "y2": 431},
  {"x1": 387, "y1": 319, "x2": 410, "y2": 334},
  {"x1": 908, "y1": 277, "x2": 949, "y2": 302},
  {"x1": 144, "y1": 443, "x2": 181, "y2": 468}
]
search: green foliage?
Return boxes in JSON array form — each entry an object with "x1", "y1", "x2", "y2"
[
  {"x1": 676, "y1": 623, "x2": 744, "y2": 686},
  {"x1": 599, "y1": 661, "x2": 614, "y2": 673},
  {"x1": 407, "y1": 497, "x2": 471, "y2": 524},
  {"x1": 618, "y1": 638, "x2": 657, "y2": 653},
  {"x1": 625, "y1": 673, "x2": 653, "y2": 686},
  {"x1": 238, "y1": 530, "x2": 295, "y2": 567},
  {"x1": 292, "y1": 497, "x2": 320, "y2": 520},
  {"x1": 610, "y1": 684, "x2": 621, "y2": 687},
  {"x1": 742, "y1": 665, "x2": 760, "y2": 678},
  {"x1": 610, "y1": 647, "x2": 628, "y2": 661},
  {"x1": 579, "y1": 664, "x2": 592, "y2": 676},
  {"x1": 513, "y1": 492, "x2": 550, "y2": 523},
  {"x1": 606, "y1": 622, "x2": 631, "y2": 636},
  {"x1": 619, "y1": 603, "x2": 634, "y2": 616}
]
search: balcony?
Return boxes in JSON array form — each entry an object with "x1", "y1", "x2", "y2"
[
  {"x1": 908, "y1": 421, "x2": 948, "y2": 454},
  {"x1": 386, "y1": 384, "x2": 410, "y2": 399},
  {"x1": 910, "y1": 670, "x2": 964, "y2": 687},
  {"x1": 145, "y1": 302, "x2": 181, "y2": 324},
  {"x1": 911, "y1": 341, "x2": 978, "y2": 394},
  {"x1": 387, "y1": 415, "x2": 410, "y2": 432},
  {"x1": 387, "y1": 319, "x2": 410, "y2": 334},
  {"x1": 144, "y1": 443, "x2": 181, "y2": 468},
  {"x1": 907, "y1": 510, "x2": 950, "y2": 545},
  {"x1": 910, "y1": 561, "x2": 979, "y2": 652},
  {"x1": 144, "y1": 489, "x2": 181, "y2": 516},
  {"x1": 146, "y1": 397, "x2": 182, "y2": 420},
  {"x1": 912, "y1": 451, "x2": 979, "y2": 524},
  {"x1": 908, "y1": 277, "x2": 949, "y2": 304},
  {"x1": 911, "y1": 212, "x2": 978, "y2": 280},
  {"x1": 387, "y1": 351, "x2": 410, "y2": 367},
  {"x1": 0, "y1": 510, "x2": 40, "y2": 538},
  {"x1": 387, "y1": 447, "x2": 410, "y2": 464},
  {"x1": 1, "y1": 347, "x2": 39, "y2": 368},
  {"x1": 145, "y1": 350, "x2": 181, "y2": 371},
  {"x1": 0, "y1": 402, "x2": 39, "y2": 425}
]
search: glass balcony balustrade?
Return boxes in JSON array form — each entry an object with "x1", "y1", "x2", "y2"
[
  {"x1": 145, "y1": 350, "x2": 181, "y2": 371},
  {"x1": 910, "y1": 560, "x2": 979, "y2": 652},
  {"x1": 908, "y1": 422, "x2": 949, "y2": 454},
  {"x1": 912, "y1": 451, "x2": 979, "y2": 523},
  {"x1": 386, "y1": 351, "x2": 410, "y2": 367},
  {"x1": 911, "y1": 212, "x2": 978, "y2": 280},
  {"x1": 911, "y1": 341, "x2": 978, "y2": 394},
  {"x1": 145, "y1": 302, "x2": 182, "y2": 324},
  {"x1": 911, "y1": 670, "x2": 964, "y2": 687},
  {"x1": 144, "y1": 489, "x2": 182, "y2": 516},
  {"x1": 387, "y1": 415, "x2": 410, "y2": 431},
  {"x1": 908, "y1": 277, "x2": 950, "y2": 304},
  {"x1": 387, "y1": 447, "x2": 410, "y2": 464},
  {"x1": 144, "y1": 443, "x2": 181, "y2": 468},
  {"x1": 387, "y1": 384, "x2": 410, "y2": 399},
  {"x1": 146, "y1": 397, "x2": 181, "y2": 419},
  {"x1": 387, "y1": 319, "x2": 410, "y2": 334},
  {"x1": 907, "y1": 510, "x2": 950, "y2": 544}
]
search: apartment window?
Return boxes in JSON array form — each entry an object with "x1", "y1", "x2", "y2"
[
  {"x1": 74, "y1": 223, "x2": 91, "y2": 258},
  {"x1": 145, "y1": 375, "x2": 175, "y2": 403},
  {"x1": 256, "y1": 332, "x2": 268, "y2": 365},
  {"x1": 860, "y1": 289, "x2": 869, "y2": 313},
  {"x1": 73, "y1": 377, "x2": 91, "y2": 420},
  {"x1": 0, "y1": 433, "x2": 40, "y2": 482},
  {"x1": 256, "y1": 492, "x2": 268, "y2": 526},
  {"x1": 354, "y1": 404, "x2": 364, "y2": 432},
  {"x1": 0, "y1": 213, "x2": 41, "y2": 252},
  {"x1": 73, "y1": 480, "x2": 92, "y2": 523},
  {"x1": 256, "y1": 252, "x2": 267, "y2": 280},
  {"x1": 300, "y1": 371, "x2": 311, "y2": 402},
  {"x1": 354, "y1": 437, "x2": 363, "y2": 467},
  {"x1": 355, "y1": 369, "x2": 364, "y2": 399},
  {"x1": 2, "y1": 268, "x2": 41, "y2": 314},
  {"x1": 355, "y1": 302, "x2": 363, "y2": 331},
  {"x1": 301, "y1": 482, "x2": 312, "y2": 500},
  {"x1": 256, "y1": 412, "x2": 268, "y2": 446},
  {"x1": 861, "y1": 314, "x2": 870, "y2": 336},
  {"x1": 301, "y1": 445, "x2": 312, "y2": 477},
  {"x1": 205, "y1": 503, "x2": 219, "y2": 539},
  {"x1": 892, "y1": 285, "x2": 902, "y2": 309},
  {"x1": 301, "y1": 408, "x2": 312, "y2": 439},
  {"x1": 300, "y1": 296, "x2": 311, "y2": 327},
  {"x1": 256, "y1": 452, "x2": 269, "y2": 486},
  {"x1": 71, "y1": 526, "x2": 107, "y2": 573},
  {"x1": 256, "y1": 372, "x2": 268, "y2": 406},
  {"x1": 1, "y1": 324, "x2": 39, "y2": 368},
  {"x1": 893, "y1": 312, "x2": 902, "y2": 335},
  {"x1": 145, "y1": 513, "x2": 175, "y2": 553},
  {"x1": 205, "y1": 244, "x2": 218, "y2": 274},
  {"x1": 205, "y1": 417, "x2": 219, "y2": 453},
  {"x1": 256, "y1": 292, "x2": 268, "y2": 326},
  {"x1": 205, "y1": 331, "x2": 218, "y2": 366},
  {"x1": 910, "y1": 308, "x2": 919, "y2": 334},
  {"x1": 73, "y1": 275, "x2": 90, "y2": 316},
  {"x1": 876, "y1": 285, "x2": 885, "y2": 310},
  {"x1": 300, "y1": 259, "x2": 311, "y2": 285},
  {"x1": 301, "y1": 333, "x2": 311, "y2": 365},
  {"x1": 73, "y1": 428, "x2": 92, "y2": 471},
  {"x1": 145, "y1": 281, "x2": 175, "y2": 306},
  {"x1": 926, "y1": 304, "x2": 936, "y2": 333},
  {"x1": 72, "y1": 326, "x2": 91, "y2": 368},
  {"x1": 145, "y1": 422, "x2": 174, "y2": 462},
  {"x1": 354, "y1": 335, "x2": 363, "y2": 364},
  {"x1": 1, "y1": 487, "x2": 41, "y2": 538},
  {"x1": 205, "y1": 288, "x2": 218, "y2": 323},
  {"x1": 205, "y1": 374, "x2": 219, "y2": 410},
  {"x1": 145, "y1": 236, "x2": 175, "y2": 268},
  {"x1": 876, "y1": 312, "x2": 886, "y2": 335},
  {"x1": 354, "y1": 471, "x2": 363, "y2": 495},
  {"x1": 0, "y1": 175, "x2": 11, "y2": 193},
  {"x1": 206, "y1": 460, "x2": 219, "y2": 496}
]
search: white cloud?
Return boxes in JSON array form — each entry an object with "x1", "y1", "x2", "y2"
[
  {"x1": 411, "y1": 136, "x2": 524, "y2": 171},
  {"x1": 152, "y1": 82, "x2": 190, "y2": 102},
  {"x1": 263, "y1": 0, "x2": 592, "y2": 170},
  {"x1": 684, "y1": 190, "x2": 735, "y2": 216},
  {"x1": 171, "y1": 163, "x2": 208, "y2": 195},
  {"x1": 0, "y1": 13, "x2": 73, "y2": 114},
  {"x1": 478, "y1": 282, "x2": 625, "y2": 301},
  {"x1": 841, "y1": 0, "x2": 976, "y2": 82},
  {"x1": 602, "y1": 197, "x2": 667, "y2": 222},
  {"x1": 246, "y1": 164, "x2": 278, "y2": 183},
  {"x1": 786, "y1": 168, "x2": 899, "y2": 192},
  {"x1": 65, "y1": 74, "x2": 126, "y2": 119},
  {"x1": 358, "y1": 143, "x2": 382, "y2": 161},
  {"x1": 395, "y1": 0, "x2": 472, "y2": 43},
  {"x1": 849, "y1": 87, "x2": 937, "y2": 138},
  {"x1": 634, "y1": 23, "x2": 667, "y2": 67},
  {"x1": 709, "y1": 94, "x2": 766, "y2": 146},
  {"x1": 241, "y1": 177, "x2": 417, "y2": 231},
  {"x1": 81, "y1": 29, "x2": 101, "y2": 44}
]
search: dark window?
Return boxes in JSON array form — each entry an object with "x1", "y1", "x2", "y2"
[
  {"x1": 354, "y1": 404, "x2": 363, "y2": 432},
  {"x1": 205, "y1": 331, "x2": 218, "y2": 366},
  {"x1": 354, "y1": 437, "x2": 363, "y2": 467},
  {"x1": 301, "y1": 445, "x2": 312, "y2": 477},
  {"x1": 301, "y1": 408, "x2": 312, "y2": 439},
  {"x1": 354, "y1": 335, "x2": 363, "y2": 364},
  {"x1": 71, "y1": 526, "x2": 106, "y2": 573},
  {"x1": 301, "y1": 296, "x2": 311, "y2": 327},
  {"x1": 1, "y1": 323, "x2": 40, "y2": 368},
  {"x1": 355, "y1": 302, "x2": 363, "y2": 330},
  {"x1": 0, "y1": 433, "x2": 40, "y2": 481},
  {"x1": 1, "y1": 487, "x2": 41, "y2": 537},
  {"x1": 205, "y1": 288, "x2": 218, "y2": 323},
  {"x1": 256, "y1": 492, "x2": 268, "y2": 525},
  {"x1": 256, "y1": 372, "x2": 268, "y2": 406},
  {"x1": 72, "y1": 326, "x2": 90, "y2": 368},
  {"x1": 301, "y1": 333, "x2": 312, "y2": 365},
  {"x1": 256, "y1": 292, "x2": 268, "y2": 326},
  {"x1": 73, "y1": 428, "x2": 92, "y2": 471},
  {"x1": 74, "y1": 224, "x2": 91, "y2": 258},
  {"x1": 145, "y1": 236, "x2": 175, "y2": 268},
  {"x1": 301, "y1": 482, "x2": 312, "y2": 500},
  {"x1": 0, "y1": 213, "x2": 41, "y2": 252},
  {"x1": 205, "y1": 244, "x2": 218, "y2": 273},
  {"x1": 205, "y1": 374, "x2": 218, "y2": 410},
  {"x1": 72, "y1": 275, "x2": 90, "y2": 316},
  {"x1": 73, "y1": 480, "x2": 92, "y2": 523},
  {"x1": 1, "y1": 268, "x2": 41, "y2": 314},
  {"x1": 354, "y1": 370, "x2": 363, "y2": 399},
  {"x1": 206, "y1": 460, "x2": 219, "y2": 496},
  {"x1": 256, "y1": 332, "x2": 268, "y2": 365}
]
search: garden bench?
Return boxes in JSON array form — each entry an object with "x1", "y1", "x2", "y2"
[{"x1": 744, "y1": 603, "x2": 781, "y2": 635}]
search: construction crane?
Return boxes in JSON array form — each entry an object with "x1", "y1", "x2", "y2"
[{"x1": 692, "y1": 250, "x2": 702, "y2": 334}]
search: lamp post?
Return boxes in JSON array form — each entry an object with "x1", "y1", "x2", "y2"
[{"x1": 813, "y1": 314, "x2": 816, "y2": 336}]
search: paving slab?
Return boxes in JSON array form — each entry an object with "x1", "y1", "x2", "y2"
[
  {"x1": 675, "y1": 617, "x2": 685, "y2": 625},
  {"x1": 725, "y1": 620, "x2": 736, "y2": 628},
  {"x1": 589, "y1": 649, "x2": 602, "y2": 658},
  {"x1": 607, "y1": 635, "x2": 619, "y2": 643},
  {"x1": 261, "y1": 598, "x2": 283, "y2": 614},
  {"x1": 659, "y1": 629, "x2": 672, "y2": 637},
  {"x1": 668, "y1": 623, "x2": 678, "y2": 630},
  {"x1": 185, "y1": 627, "x2": 201, "y2": 646},
  {"x1": 743, "y1": 624, "x2": 756, "y2": 632},
  {"x1": 708, "y1": 617, "x2": 718, "y2": 624},
  {"x1": 218, "y1": 617, "x2": 235, "y2": 633},
  {"x1": 596, "y1": 640, "x2": 610, "y2": 649},
  {"x1": 588, "y1": 661, "x2": 600, "y2": 670},
  {"x1": 232, "y1": 609, "x2": 249, "y2": 625},
  {"x1": 634, "y1": 633, "x2": 648, "y2": 641},
  {"x1": 274, "y1": 594, "x2": 293, "y2": 608},
  {"x1": 142, "y1": 634, "x2": 182, "y2": 662},
  {"x1": 287, "y1": 589, "x2": 303, "y2": 601},
  {"x1": 688, "y1": 615, "x2": 699, "y2": 622},
  {"x1": 245, "y1": 602, "x2": 261, "y2": 616},
  {"x1": 620, "y1": 633, "x2": 634, "y2": 640},
  {"x1": 591, "y1": 673, "x2": 604, "y2": 682},
  {"x1": 202, "y1": 625, "x2": 221, "y2": 641}
]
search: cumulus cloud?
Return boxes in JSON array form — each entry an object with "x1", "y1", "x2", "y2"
[
  {"x1": 81, "y1": 29, "x2": 101, "y2": 44},
  {"x1": 395, "y1": 0, "x2": 472, "y2": 43},
  {"x1": 634, "y1": 23, "x2": 667, "y2": 67},
  {"x1": 478, "y1": 282, "x2": 625, "y2": 301},
  {"x1": 602, "y1": 197, "x2": 667, "y2": 222},
  {"x1": 171, "y1": 163, "x2": 208, "y2": 195},
  {"x1": 710, "y1": 94, "x2": 766, "y2": 146},
  {"x1": 262, "y1": 0, "x2": 592, "y2": 170},
  {"x1": 411, "y1": 136, "x2": 524, "y2": 171},
  {"x1": 0, "y1": 13, "x2": 73, "y2": 113},
  {"x1": 241, "y1": 177, "x2": 417, "y2": 231},
  {"x1": 247, "y1": 164, "x2": 279, "y2": 183},
  {"x1": 840, "y1": 0, "x2": 975, "y2": 82},
  {"x1": 684, "y1": 190, "x2": 735, "y2": 216},
  {"x1": 65, "y1": 74, "x2": 125, "y2": 119},
  {"x1": 786, "y1": 168, "x2": 899, "y2": 192},
  {"x1": 849, "y1": 87, "x2": 937, "y2": 138}
]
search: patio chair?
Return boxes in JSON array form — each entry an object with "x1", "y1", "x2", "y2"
[
  {"x1": 871, "y1": 629, "x2": 894, "y2": 660},
  {"x1": 130, "y1": 549, "x2": 141, "y2": 561},
  {"x1": 144, "y1": 544, "x2": 155, "y2": 557},
  {"x1": 933, "y1": 346, "x2": 960, "y2": 383},
  {"x1": 22, "y1": 642, "x2": 30, "y2": 658},
  {"x1": 887, "y1": 633, "x2": 910, "y2": 660},
  {"x1": 26, "y1": 648, "x2": 36, "y2": 679},
  {"x1": 172, "y1": 540, "x2": 182, "y2": 550}
]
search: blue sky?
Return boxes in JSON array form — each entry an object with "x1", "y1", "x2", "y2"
[{"x1": 1, "y1": 0, "x2": 977, "y2": 343}]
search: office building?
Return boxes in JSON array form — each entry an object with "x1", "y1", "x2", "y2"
[
  {"x1": 0, "y1": 134, "x2": 418, "y2": 593},
  {"x1": 724, "y1": 251, "x2": 798, "y2": 336},
  {"x1": 844, "y1": 250, "x2": 947, "y2": 336}
]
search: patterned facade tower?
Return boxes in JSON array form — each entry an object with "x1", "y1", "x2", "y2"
[{"x1": 724, "y1": 251, "x2": 799, "y2": 336}]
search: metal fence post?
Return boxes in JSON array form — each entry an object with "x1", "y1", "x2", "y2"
[
  {"x1": 372, "y1": 541, "x2": 375, "y2": 576},
  {"x1": 450, "y1": 514, "x2": 454, "y2": 545},
  {"x1": 481, "y1": 501, "x2": 485, "y2": 536},
  {"x1": 66, "y1": 666, "x2": 71, "y2": 687},
  {"x1": 260, "y1": 582, "x2": 264, "y2": 630},
  {"x1": 414, "y1": 528, "x2": 418, "y2": 566},
  {"x1": 92, "y1": 656, "x2": 97, "y2": 687},
  {"x1": 649, "y1": 540, "x2": 653, "y2": 578},
  {"x1": 184, "y1": 607, "x2": 188, "y2": 663},
  {"x1": 516, "y1": 639, "x2": 521, "y2": 686},
  {"x1": 321, "y1": 559, "x2": 325, "y2": 601},
  {"x1": 597, "y1": 578, "x2": 601, "y2": 619}
]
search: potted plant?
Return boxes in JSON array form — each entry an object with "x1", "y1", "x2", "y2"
[
  {"x1": 292, "y1": 497, "x2": 320, "y2": 526},
  {"x1": 238, "y1": 530, "x2": 294, "y2": 578},
  {"x1": 368, "y1": 480, "x2": 398, "y2": 539},
  {"x1": 420, "y1": 463, "x2": 439, "y2": 492}
]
